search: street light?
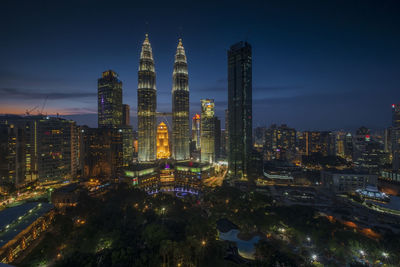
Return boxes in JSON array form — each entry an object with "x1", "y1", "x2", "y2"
[
  {"x1": 382, "y1": 252, "x2": 389, "y2": 258},
  {"x1": 311, "y1": 254, "x2": 317, "y2": 261},
  {"x1": 306, "y1": 237, "x2": 311, "y2": 242},
  {"x1": 359, "y1": 250, "x2": 365, "y2": 256},
  {"x1": 201, "y1": 240, "x2": 206, "y2": 246}
]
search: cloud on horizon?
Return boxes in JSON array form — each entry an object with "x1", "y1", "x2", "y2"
[{"x1": 0, "y1": 88, "x2": 97, "y2": 100}]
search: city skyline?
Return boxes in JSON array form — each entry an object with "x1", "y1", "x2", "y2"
[
  {"x1": 1, "y1": 0, "x2": 400, "y2": 130},
  {"x1": 1, "y1": 2, "x2": 400, "y2": 265}
]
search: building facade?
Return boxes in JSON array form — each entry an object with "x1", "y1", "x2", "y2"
[{"x1": 227, "y1": 41, "x2": 252, "y2": 180}]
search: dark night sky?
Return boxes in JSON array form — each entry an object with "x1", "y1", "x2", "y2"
[{"x1": 1, "y1": 0, "x2": 399, "y2": 130}]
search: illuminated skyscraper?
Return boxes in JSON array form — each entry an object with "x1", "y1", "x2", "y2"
[
  {"x1": 172, "y1": 38, "x2": 190, "y2": 161},
  {"x1": 138, "y1": 34, "x2": 157, "y2": 162},
  {"x1": 228, "y1": 41, "x2": 252, "y2": 180},
  {"x1": 192, "y1": 114, "x2": 201, "y2": 150},
  {"x1": 200, "y1": 99, "x2": 215, "y2": 163},
  {"x1": 156, "y1": 122, "x2": 171, "y2": 159},
  {"x1": 98, "y1": 70, "x2": 123, "y2": 128}
]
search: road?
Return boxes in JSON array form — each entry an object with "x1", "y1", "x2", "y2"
[{"x1": 203, "y1": 168, "x2": 228, "y2": 187}]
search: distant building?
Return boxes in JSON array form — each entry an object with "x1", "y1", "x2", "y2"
[
  {"x1": 265, "y1": 124, "x2": 296, "y2": 161},
  {"x1": 335, "y1": 132, "x2": 346, "y2": 158},
  {"x1": 344, "y1": 133, "x2": 354, "y2": 160},
  {"x1": 352, "y1": 127, "x2": 388, "y2": 173},
  {"x1": 227, "y1": 41, "x2": 252, "y2": 180},
  {"x1": 122, "y1": 104, "x2": 130, "y2": 126},
  {"x1": 156, "y1": 122, "x2": 171, "y2": 159},
  {"x1": 200, "y1": 99, "x2": 215, "y2": 163},
  {"x1": 98, "y1": 70, "x2": 123, "y2": 128},
  {"x1": 321, "y1": 170, "x2": 378, "y2": 193},
  {"x1": 254, "y1": 126, "x2": 266, "y2": 148},
  {"x1": 384, "y1": 127, "x2": 392, "y2": 153},
  {"x1": 301, "y1": 131, "x2": 335, "y2": 156}
]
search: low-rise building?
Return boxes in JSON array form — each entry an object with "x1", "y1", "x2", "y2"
[
  {"x1": 322, "y1": 170, "x2": 378, "y2": 193},
  {"x1": 51, "y1": 183, "x2": 81, "y2": 210}
]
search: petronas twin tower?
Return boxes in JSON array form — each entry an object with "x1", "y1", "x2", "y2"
[{"x1": 137, "y1": 34, "x2": 189, "y2": 162}]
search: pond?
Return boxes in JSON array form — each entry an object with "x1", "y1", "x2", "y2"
[{"x1": 218, "y1": 229, "x2": 261, "y2": 260}]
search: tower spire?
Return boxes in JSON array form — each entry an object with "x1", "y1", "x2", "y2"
[{"x1": 137, "y1": 33, "x2": 157, "y2": 161}]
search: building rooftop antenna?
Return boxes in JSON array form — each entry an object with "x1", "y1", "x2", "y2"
[
  {"x1": 145, "y1": 21, "x2": 149, "y2": 35},
  {"x1": 178, "y1": 26, "x2": 183, "y2": 41}
]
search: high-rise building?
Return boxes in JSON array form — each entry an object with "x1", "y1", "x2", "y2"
[
  {"x1": 200, "y1": 99, "x2": 215, "y2": 163},
  {"x1": 172, "y1": 38, "x2": 190, "y2": 160},
  {"x1": 137, "y1": 34, "x2": 157, "y2": 162},
  {"x1": 353, "y1": 126, "x2": 370, "y2": 165},
  {"x1": 192, "y1": 114, "x2": 201, "y2": 150},
  {"x1": 344, "y1": 133, "x2": 354, "y2": 160},
  {"x1": 98, "y1": 70, "x2": 123, "y2": 128},
  {"x1": 36, "y1": 117, "x2": 78, "y2": 181},
  {"x1": 122, "y1": 104, "x2": 130, "y2": 126},
  {"x1": 227, "y1": 41, "x2": 252, "y2": 180},
  {"x1": 156, "y1": 122, "x2": 171, "y2": 159},
  {"x1": 0, "y1": 115, "x2": 39, "y2": 183}
]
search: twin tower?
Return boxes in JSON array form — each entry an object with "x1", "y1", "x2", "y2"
[{"x1": 138, "y1": 34, "x2": 189, "y2": 162}]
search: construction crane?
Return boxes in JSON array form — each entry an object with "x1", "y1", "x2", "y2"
[
  {"x1": 25, "y1": 96, "x2": 49, "y2": 116},
  {"x1": 25, "y1": 105, "x2": 39, "y2": 116},
  {"x1": 39, "y1": 96, "x2": 48, "y2": 115}
]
